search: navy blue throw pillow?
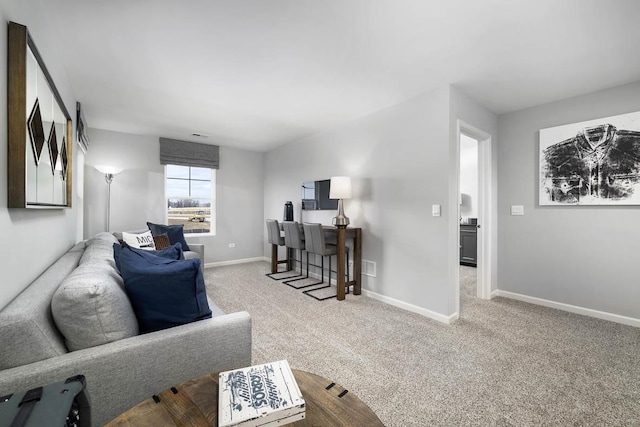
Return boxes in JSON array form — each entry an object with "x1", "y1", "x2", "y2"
[
  {"x1": 113, "y1": 242, "x2": 184, "y2": 273},
  {"x1": 147, "y1": 222, "x2": 191, "y2": 251},
  {"x1": 116, "y1": 245, "x2": 211, "y2": 333}
]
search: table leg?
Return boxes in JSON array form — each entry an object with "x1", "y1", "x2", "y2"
[
  {"x1": 353, "y1": 228, "x2": 362, "y2": 295},
  {"x1": 337, "y1": 227, "x2": 346, "y2": 300},
  {"x1": 271, "y1": 244, "x2": 278, "y2": 273}
]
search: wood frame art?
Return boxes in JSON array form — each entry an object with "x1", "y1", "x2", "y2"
[{"x1": 8, "y1": 21, "x2": 72, "y2": 208}]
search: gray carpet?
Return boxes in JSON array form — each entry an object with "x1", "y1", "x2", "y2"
[{"x1": 204, "y1": 262, "x2": 640, "y2": 426}]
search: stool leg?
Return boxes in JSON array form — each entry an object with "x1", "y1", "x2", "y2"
[
  {"x1": 266, "y1": 244, "x2": 291, "y2": 280},
  {"x1": 271, "y1": 245, "x2": 303, "y2": 281},
  {"x1": 346, "y1": 251, "x2": 350, "y2": 294},
  {"x1": 283, "y1": 249, "x2": 316, "y2": 288},
  {"x1": 271, "y1": 244, "x2": 277, "y2": 273},
  {"x1": 303, "y1": 254, "x2": 335, "y2": 301}
]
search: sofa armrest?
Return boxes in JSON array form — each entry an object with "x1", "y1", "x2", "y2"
[
  {"x1": 0, "y1": 311, "x2": 251, "y2": 426},
  {"x1": 186, "y1": 243, "x2": 204, "y2": 263}
]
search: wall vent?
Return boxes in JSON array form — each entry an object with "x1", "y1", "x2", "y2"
[{"x1": 362, "y1": 260, "x2": 377, "y2": 277}]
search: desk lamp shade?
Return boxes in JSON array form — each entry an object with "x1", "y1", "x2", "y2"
[{"x1": 330, "y1": 176, "x2": 351, "y2": 227}]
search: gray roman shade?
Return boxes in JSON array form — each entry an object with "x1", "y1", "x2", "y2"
[{"x1": 159, "y1": 137, "x2": 219, "y2": 169}]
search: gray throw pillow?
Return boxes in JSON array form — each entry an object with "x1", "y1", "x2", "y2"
[{"x1": 52, "y1": 262, "x2": 139, "y2": 351}]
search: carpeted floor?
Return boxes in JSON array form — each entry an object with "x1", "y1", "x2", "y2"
[{"x1": 204, "y1": 262, "x2": 640, "y2": 426}]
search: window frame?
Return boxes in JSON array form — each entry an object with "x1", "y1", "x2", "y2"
[{"x1": 164, "y1": 165, "x2": 216, "y2": 236}]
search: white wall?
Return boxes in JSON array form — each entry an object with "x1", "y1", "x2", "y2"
[
  {"x1": 84, "y1": 128, "x2": 265, "y2": 264},
  {"x1": 459, "y1": 134, "x2": 478, "y2": 220},
  {"x1": 264, "y1": 85, "x2": 498, "y2": 320},
  {"x1": 0, "y1": 2, "x2": 82, "y2": 309},
  {"x1": 498, "y1": 81, "x2": 640, "y2": 319},
  {"x1": 84, "y1": 129, "x2": 164, "y2": 237},
  {"x1": 265, "y1": 87, "x2": 455, "y2": 316}
]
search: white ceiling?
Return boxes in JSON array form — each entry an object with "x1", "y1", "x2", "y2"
[{"x1": 44, "y1": 0, "x2": 640, "y2": 151}]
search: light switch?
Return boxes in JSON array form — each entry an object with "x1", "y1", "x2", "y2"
[
  {"x1": 511, "y1": 205, "x2": 524, "y2": 216},
  {"x1": 432, "y1": 204, "x2": 441, "y2": 217}
]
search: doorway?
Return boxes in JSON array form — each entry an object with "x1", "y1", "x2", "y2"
[
  {"x1": 459, "y1": 134, "x2": 479, "y2": 305},
  {"x1": 454, "y1": 120, "x2": 493, "y2": 319}
]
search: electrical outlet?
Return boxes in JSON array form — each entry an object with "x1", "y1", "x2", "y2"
[
  {"x1": 228, "y1": 243, "x2": 236, "y2": 248},
  {"x1": 511, "y1": 205, "x2": 524, "y2": 216}
]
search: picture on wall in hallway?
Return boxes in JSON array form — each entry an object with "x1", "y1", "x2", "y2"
[{"x1": 540, "y1": 110, "x2": 640, "y2": 205}]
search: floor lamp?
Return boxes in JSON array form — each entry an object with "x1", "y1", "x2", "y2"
[{"x1": 95, "y1": 165, "x2": 123, "y2": 231}]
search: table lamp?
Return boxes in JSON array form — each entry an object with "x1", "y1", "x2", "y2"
[{"x1": 330, "y1": 176, "x2": 352, "y2": 227}]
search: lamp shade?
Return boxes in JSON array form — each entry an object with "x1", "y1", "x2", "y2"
[
  {"x1": 329, "y1": 176, "x2": 352, "y2": 199},
  {"x1": 95, "y1": 165, "x2": 124, "y2": 175}
]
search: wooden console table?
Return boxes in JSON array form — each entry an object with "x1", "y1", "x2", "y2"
[
  {"x1": 271, "y1": 224, "x2": 362, "y2": 301},
  {"x1": 324, "y1": 226, "x2": 362, "y2": 300},
  {"x1": 106, "y1": 369, "x2": 383, "y2": 426}
]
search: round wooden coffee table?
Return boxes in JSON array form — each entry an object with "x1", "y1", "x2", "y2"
[{"x1": 106, "y1": 369, "x2": 384, "y2": 426}]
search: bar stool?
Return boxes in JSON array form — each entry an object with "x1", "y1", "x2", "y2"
[
  {"x1": 301, "y1": 223, "x2": 350, "y2": 301},
  {"x1": 265, "y1": 219, "x2": 289, "y2": 280},
  {"x1": 281, "y1": 221, "x2": 316, "y2": 288}
]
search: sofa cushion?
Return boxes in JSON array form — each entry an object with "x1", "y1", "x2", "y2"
[
  {"x1": 52, "y1": 234, "x2": 139, "y2": 351},
  {"x1": 80, "y1": 232, "x2": 120, "y2": 267},
  {"x1": 52, "y1": 263, "x2": 139, "y2": 351},
  {"x1": 207, "y1": 296, "x2": 226, "y2": 317},
  {"x1": 153, "y1": 233, "x2": 171, "y2": 250},
  {"x1": 147, "y1": 222, "x2": 191, "y2": 251},
  {"x1": 122, "y1": 230, "x2": 156, "y2": 250},
  {"x1": 117, "y1": 246, "x2": 211, "y2": 334}
]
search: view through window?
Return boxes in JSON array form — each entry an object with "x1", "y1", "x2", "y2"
[{"x1": 166, "y1": 165, "x2": 215, "y2": 234}]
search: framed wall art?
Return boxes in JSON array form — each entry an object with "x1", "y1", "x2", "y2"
[
  {"x1": 8, "y1": 21, "x2": 72, "y2": 208},
  {"x1": 76, "y1": 101, "x2": 89, "y2": 154},
  {"x1": 540, "y1": 110, "x2": 640, "y2": 206}
]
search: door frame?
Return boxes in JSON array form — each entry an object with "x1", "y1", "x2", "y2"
[{"x1": 453, "y1": 120, "x2": 494, "y2": 316}]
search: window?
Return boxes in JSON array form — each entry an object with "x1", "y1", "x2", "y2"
[{"x1": 166, "y1": 165, "x2": 216, "y2": 235}]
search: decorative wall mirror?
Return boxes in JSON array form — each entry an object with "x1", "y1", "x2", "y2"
[
  {"x1": 8, "y1": 22, "x2": 72, "y2": 208},
  {"x1": 301, "y1": 179, "x2": 338, "y2": 210}
]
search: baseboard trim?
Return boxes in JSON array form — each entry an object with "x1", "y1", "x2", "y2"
[
  {"x1": 205, "y1": 257, "x2": 267, "y2": 268},
  {"x1": 243, "y1": 259, "x2": 458, "y2": 324},
  {"x1": 490, "y1": 290, "x2": 498, "y2": 299},
  {"x1": 361, "y1": 289, "x2": 457, "y2": 324},
  {"x1": 495, "y1": 290, "x2": 640, "y2": 328}
]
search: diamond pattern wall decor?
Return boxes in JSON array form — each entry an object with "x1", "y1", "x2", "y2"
[
  {"x1": 27, "y1": 98, "x2": 45, "y2": 165},
  {"x1": 60, "y1": 136, "x2": 68, "y2": 180},
  {"x1": 47, "y1": 125, "x2": 58, "y2": 174},
  {"x1": 8, "y1": 22, "x2": 72, "y2": 208}
]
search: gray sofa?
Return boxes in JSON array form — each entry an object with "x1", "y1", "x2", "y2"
[{"x1": 0, "y1": 232, "x2": 251, "y2": 426}]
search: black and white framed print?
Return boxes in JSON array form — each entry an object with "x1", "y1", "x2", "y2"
[{"x1": 540, "y1": 111, "x2": 640, "y2": 206}]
